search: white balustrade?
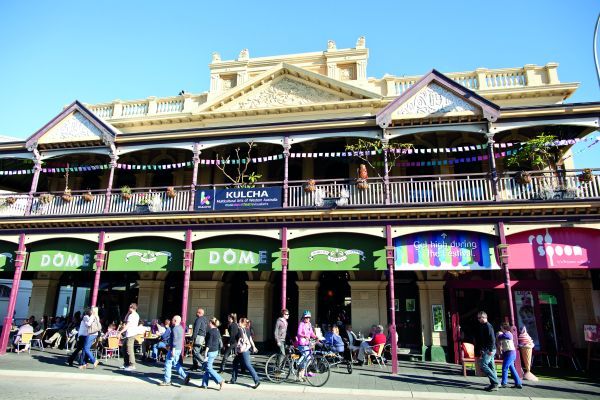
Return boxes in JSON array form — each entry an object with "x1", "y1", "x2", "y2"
[
  {"x1": 107, "y1": 191, "x2": 190, "y2": 214},
  {"x1": 30, "y1": 194, "x2": 106, "y2": 216},
  {"x1": 121, "y1": 102, "x2": 149, "y2": 117},
  {"x1": 485, "y1": 70, "x2": 526, "y2": 88},
  {"x1": 388, "y1": 177, "x2": 493, "y2": 204},
  {"x1": 448, "y1": 73, "x2": 479, "y2": 89},
  {"x1": 0, "y1": 195, "x2": 29, "y2": 217},
  {"x1": 89, "y1": 105, "x2": 113, "y2": 119},
  {"x1": 157, "y1": 99, "x2": 184, "y2": 113},
  {"x1": 288, "y1": 181, "x2": 384, "y2": 208},
  {"x1": 499, "y1": 173, "x2": 600, "y2": 201}
]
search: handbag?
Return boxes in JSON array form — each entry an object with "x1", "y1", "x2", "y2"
[
  {"x1": 88, "y1": 316, "x2": 102, "y2": 335},
  {"x1": 235, "y1": 329, "x2": 251, "y2": 354}
]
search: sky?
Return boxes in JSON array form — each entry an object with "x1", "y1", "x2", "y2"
[{"x1": 0, "y1": 0, "x2": 598, "y2": 167}]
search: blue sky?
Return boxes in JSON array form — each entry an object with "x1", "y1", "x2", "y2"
[{"x1": 0, "y1": 0, "x2": 598, "y2": 167}]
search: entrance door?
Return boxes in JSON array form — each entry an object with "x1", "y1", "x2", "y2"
[
  {"x1": 317, "y1": 272, "x2": 351, "y2": 330},
  {"x1": 221, "y1": 272, "x2": 248, "y2": 322},
  {"x1": 162, "y1": 272, "x2": 183, "y2": 321},
  {"x1": 392, "y1": 273, "x2": 421, "y2": 348}
]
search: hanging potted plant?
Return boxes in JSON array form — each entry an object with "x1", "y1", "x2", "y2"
[
  {"x1": 356, "y1": 163, "x2": 369, "y2": 190},
  {"x1": 515, "y1": 171, "x2": 532, "y2": 185},
  {"x1": 120, "y1": 185, "x2": 132, "y2": 200},
  {"x1": 83, "y1": 191, "x2": 94, "y2": 202},
  {"x1": 62, "y1": 188, "x2": 73, "y2": 202},
  {"x1": 5, "y1": 197, "x2": 16, "y2": 205},
  {"x1": 39, "y1": 193, "x2": 55, "y2": 204},
  {"x1": 578, "y1": 168, "x2": 593, "y2": 183},
  {"x1": 303, "y1": 179, "x2": 316, "y2": 193},
  {"x1": 505, "y1": 133, "x2": 560, "y2": 187},
  {"x1": 166, "y1": 186, "x2": 177, "y2": 198}
]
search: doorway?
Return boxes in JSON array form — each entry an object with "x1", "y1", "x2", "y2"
[{"x1": 317, "y1": 271, "x2": 351, "y2": 330}]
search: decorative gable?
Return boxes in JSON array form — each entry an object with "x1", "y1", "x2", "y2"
[
  {"x1": 394, "y1": 83, "x2": 478, "y2": 117},
  {"x1": 38, "y1": 111, "x2": 105, "y2": 144}
]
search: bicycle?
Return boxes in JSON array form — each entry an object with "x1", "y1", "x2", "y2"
[
  {"x1": 265, "y1": 342, "x2": 330, "y2": 386},
  {"x1": 315, "y1": 342, "x2": 352, "y2": 374}
]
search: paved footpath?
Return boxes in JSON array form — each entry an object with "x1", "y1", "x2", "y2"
[{"x1": 0, "y1": 349, "x2": 598, "y2": 400}]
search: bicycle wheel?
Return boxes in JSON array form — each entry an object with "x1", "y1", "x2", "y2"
[
  {"x1": 265, "y1": 353, "x2": 291, "y2": 383},
  {"x1": 305, "y1": 355, "x2": 330, "y2": 387}
]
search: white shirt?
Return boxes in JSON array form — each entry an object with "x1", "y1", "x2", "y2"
[
  {"x1": 78, "y1": 317, "x2": 89, "y2": 337},
  {"x1": 124, "y1": 311, "x2": 140, "y2": 338}
]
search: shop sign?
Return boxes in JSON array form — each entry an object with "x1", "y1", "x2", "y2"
[
  {"x1": 506, "y1": 228, "x2": 600, "y2": 269},
  {"x1": 27, "y1": 239, "x2": 96, "y2": 271},
  {"x1": 194, "y1": 188, "x2": 213, "y2": 211},
  {"x1": 214, "y1": 187, "x2": 282, "y2": 211},
  {"x1": 394, "y1": 231, "x2": 500, "y2": 270},
  {"x1": 194, "y1": 235, "x2": 280, "y2": 271},
  {"x1": 289, "y1": 233, "x2": 386, "y2": 271},
  {"x1": 0, "y1": 241, "x2": 16, "y2": 272},
  {"x1": 106, "y1": 238, "x2": 184, "y2": 271}
]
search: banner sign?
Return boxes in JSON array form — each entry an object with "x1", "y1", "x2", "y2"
[
  {"x1": 27, "y1": 239, "x2": 96, "y2": 271},
  {"x1": 0, "y1": 241, "x2": 17, "y2": 272},
  {"x1": 394, "y1": 231, "x2": 500, "y2": 271},
  {"x1": 106, "y1": 238, "x2": 184, "y2": 271},
  {"x1": 213, "y1": 187, "x2": 282, "y2": 211},
  {"x1": 506, "y1": 228, "x2": 600, "y2": 269},
  {"x1": 193, "y1": 235, "x2": 281, "y2": 271},
  {"x1": 289, "y1": 233, "x2": 386, "y2": 271}
]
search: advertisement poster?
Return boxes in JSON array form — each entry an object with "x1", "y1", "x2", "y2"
[
  {"x1": 214, "y1": 187, "x2": 282, "y2": 211},
  {"x1": 432, "y1": 304, "x2": 445, "y2": 332},
  {"x1": 515, "y1": 290, "x2": 540, "y2": 350},
  {"x1": 584, "y1": 324, "x2": 599, "y2": 342}
]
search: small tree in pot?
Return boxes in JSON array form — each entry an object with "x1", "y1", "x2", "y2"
[{"x1": 505, "y1": 134, "x2": 561, "y2": 185}]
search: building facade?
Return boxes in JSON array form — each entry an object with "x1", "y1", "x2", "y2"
[{"x1": 0, "y1": 38, "x2": 599, "y2": 364}]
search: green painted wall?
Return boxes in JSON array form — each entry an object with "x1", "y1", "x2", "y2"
[
  {"x1": 106, "y1": 237, "x2": 184, "y2": 271},
  {"x1": 193, "y1": 235, "x2": 281, "y2": 271},
  {"x1": 27, "y1": 239, "x2": 96, "y2": 272}
]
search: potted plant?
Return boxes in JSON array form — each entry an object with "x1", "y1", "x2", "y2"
[
  {"x1": 62, "y1": 188, "x2": 73, "y2": 202},
  {"x1": 304, "y1": 179, "x2": 316, "y2": 193},
  {"x1": 5, "y1": 197, "x2": 16, "y2": 205},
  {"x1": 39, "y1": 193, "x2": 55, "y2": 204},
  {"x1": 578, "y1": 168, "x2": 593, "y2": 183},
  {"x1": 356, "y1": 164, "x2": 369, "y2": 190},
  {"x1": 120, "y1": 185, "x2": 132, "y2": 200},
  {"x1": 166, "y1": 186, "x2": 177, "y2": 198},
  {"x1": 83, "y1": 191, "x2": 94, "y2": 202},
  {"x1": 505, "y1": 133, "x2": 561, "y2": 187},
  {"x1": 515, "y1": 171, "x2": 532, "y2": 185}
]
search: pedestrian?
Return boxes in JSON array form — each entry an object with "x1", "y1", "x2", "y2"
[
  {"x1": 228, "y1": 317, "x2": 260, "y2": 389},
  {"x1": 67, "y1": 311, "x2": 88, "y2": 366},
  {"x1": 118, "y1": 303, "x2": 140, "y2": 372},
  {"x1": 79, "y1": 306, "x2": 101, "y2": 370},
  {"x1": 475, "y1": 311, "x2": 499, "y2": 391},
  {"x1": 159, "y1": 315, "x2": 190, "y2": 386},
  {"x1": 498, "y1": 322, "x2": 523, "y2": 389},
  {"x1": 219, "y1": 313, "x2": 238, "y2": 373},
  {"x1": 296, "y1": 310, "x2": 317, "y2": 381},
  {"x1": 201, "y1": 317, "x2": 224, "y2": 390},
  {"x1": 274, "y1": 309, "x2": 289, "y2": 366},
  {"x1": 191, "y1": 307, "x2": 208, "y2": 371}
]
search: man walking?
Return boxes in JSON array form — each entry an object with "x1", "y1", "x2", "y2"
[
  {"x1": 274, "y1": 309, "x2": 289, "y2": 365},
  {"x1": 159, "y1": 315, "x2": 190, "y2": 386},
  {"x1": 118, "y1": 303, "x2": 140, "y2": 371},
  {"x1": 475, "y1": 311, "x2": 499, "y2": 391},
  {"x1": 191, "y1": 307, "x2": 208, "y2": 371}
]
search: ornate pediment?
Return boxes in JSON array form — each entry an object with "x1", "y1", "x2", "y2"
[
  {"x1": 38, "y1": 111, "x2": 104, "y2": 144},
  {"x1": 393, "y1": 83, "x2": 478, "y2": 117},
  {"x1": 219, "y1": 76, "x2": 349, "y2": 111}
]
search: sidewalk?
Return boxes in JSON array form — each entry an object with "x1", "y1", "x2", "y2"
[{"x1": 0, "y1": 348, "x2": 598, "y2": 399}]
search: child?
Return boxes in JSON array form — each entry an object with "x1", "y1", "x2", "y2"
[{"x1": 497, "y1": 322, "x2": 523, "y2": 389}]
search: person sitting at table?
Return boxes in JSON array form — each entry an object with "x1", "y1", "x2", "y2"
[
  {"x1": 150, "y1": 319, "x2": 171, "y2": 362},
  {"x1": 13, "y1": 319, "x2": 34, "y2": 352},
  {"x1": 356, "y1": 325, "x2": 386, "y2": 366},
  {"x1": 102, "y1": 323, "x2": 120, "y2": 340},
  {"x1": 150, "y1": 319, "x2": 165, "y2": 335},
  {"x1": 44, "y1": 317, "x2": 67, "y2": 348},
  {"x1": 342, "y1": 324, "x2": 360, "y2": 359},
  {"x1": 324, "y1": 326, "x2": 345, "y2": 354}
]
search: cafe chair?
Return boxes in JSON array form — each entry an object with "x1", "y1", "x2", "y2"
[
  {"x1": 14, "y1": 332, "x2": 34, "y2": 354},
  {"x1": 366, "y1": 344, "x2": 386, "y2": 369},
  {"x1": 102, "y1": 336, "x2": 120, "y2": 360},
  {"x1": 30, "y1": 329, "x2": 46, "y2": 351}
]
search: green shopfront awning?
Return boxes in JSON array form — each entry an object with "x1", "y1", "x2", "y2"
[
  {"x1": 27, "y1": 239, "x2": 96, "y2": 272},
  {"x1": 0, "y1": 240, "x2": 17, "y2": 272},
  {"x1": 288, "y1": 233, "x2": 386, "y2": 271},
  {"x1": 106, "y1": 238, "x2": 184, "y2": 272},
  {"x1": 193, "y1": 235, "x2": 281, "y2": 271}
]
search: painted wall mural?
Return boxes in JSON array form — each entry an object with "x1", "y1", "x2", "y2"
[{"x1": 394, "y1": 231, "x2": 500, "y2": 270}]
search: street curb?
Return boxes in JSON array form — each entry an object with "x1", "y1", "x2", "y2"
[{"x1": 0, "y1": 369, "x2": 575, "y2": 400}]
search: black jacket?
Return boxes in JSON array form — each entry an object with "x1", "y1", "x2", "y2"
[
  {"x1": 228, "y1": 321, "x2": 239, "y2": 346},
  {"x1": 205, "y1": 327, "x2": 222, "y2": 352},
  {"x1": 475, "y1": 321, "x2": 496, "y2": 354},
  {"x1": 192, "y1": 315, "x2": 208, "y2": 342}
]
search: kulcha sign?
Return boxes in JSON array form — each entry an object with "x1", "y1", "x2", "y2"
[
  {"x1": 289, "y1": 233, "x2": 386, "y2": 271},
  {"x1": 27, "y1": 239, "x2": 96, "y2": 271},
  {"x1": 106, "y1": 238, "x2": 184, "y2": 271},
  {"x1": 0, "y1": 241, "x2": 17, "y2": 272},
  {"x1": 507, "y1": 227, "x2": 600, "y2": 269},
  {"x1": 394, "y1": 231, "x2": 500, "y2": 271},
  {"x1": 194, "y1": 187, "x2": 282, "y2": 211},
  {"x1": 193, "y1": 235, "x2": 281, "y2": 271}
]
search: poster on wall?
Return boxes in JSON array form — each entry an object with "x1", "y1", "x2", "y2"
[
  {"x1": 584, "y1": 324, "x2": 600, "y2": 342},
  {"x1": 432, "y1": 304, "x2": 445, "y2": 332},
  {"x1": 394, "y1": 231, "x2": 500, "y2": 271},
  {"x1": 515, "y1": 290, "x2": 540, "y2": 350},
  {"x1": 406, "y1": 299, "x2": 416, "y2": 312}
]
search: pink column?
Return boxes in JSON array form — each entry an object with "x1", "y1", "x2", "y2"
[
  {"x1": 281, "y1": 227, "x2": 288, "y2": 310},
  {"x1": 181, "y1": 229, "x2": 193, "y2": 328},
  {"x1": 0, "y1": 233, "x2": 26, "y2": 355},
  {"x1": 382, "y1": 138, "x2": 390, "y2": 205},
  {"x1": 25, "y1": 158, "x2": 42, "y2": 216},
  {"x1": 104, "y1": 156, "x2": 118, "y2": 214},
  {"x1": 91, "y1": 231, "x2": 106, "y2": 307},
  {"x1": 282, "y1": 137, "x2": 290, "y2": 208},
  {"x1": 188, "y1": 144, "x2": 200, "y2": 212},
  {"x1": 385, "y1": 225, "x2": 398, "y2": 375}
]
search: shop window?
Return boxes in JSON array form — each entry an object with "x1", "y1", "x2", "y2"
[{"x1": 0, "y1": 284, "x2": 10, "y2": 297}]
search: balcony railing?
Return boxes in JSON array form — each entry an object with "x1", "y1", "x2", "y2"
[{"x1": 0, "y1": 170, "x2": 597, "y2": 218}]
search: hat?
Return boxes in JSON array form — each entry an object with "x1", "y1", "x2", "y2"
[{"x1": 302, "y1": 310, "x2": 312, "y2": 318}]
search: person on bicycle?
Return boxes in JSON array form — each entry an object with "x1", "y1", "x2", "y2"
[
  {"x1": 274, "y1": 309, "x2": 289, "y2": 365},
  {"x1": 296, "y1": 310, "x2": 317, "y2": 380}
]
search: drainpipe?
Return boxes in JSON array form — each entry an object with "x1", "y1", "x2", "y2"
[
  {"x1": 25, "y1": 154, "x2": 42, "y2": 216},
  {"x1": 486, "y1": 131, "x2": 500, "y2": 201},
  {"x1": 181, "y1": 229, "x2": 193, "y2": 328},
  {"x1": 189, "y1": 143, "x2": 201, "y2": 212},
  {"x1": 281, "y1": 227, "x2": 288, "y2": 310},
  {"x1": 0, "y1": 233, "x2": 26, "y2": 355},
  {"x1": 282, "y1": 137, "x2": 290, "y2": 208},
  {"x1": 91, "y1": 231, "x2": 106, "y2": 307},
  {"x1": 497, "y1": 221, "x2": 523, "y2": 378},
  {"x1": 386, "y1": 225, "x2": 398, "y2": 374}
]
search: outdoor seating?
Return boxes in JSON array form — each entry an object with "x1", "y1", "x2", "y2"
[
  {"x1": 365, "y1": 344, "x2": 385, "y2": 369},
  {"x1": 30, "y1": 329, "x2": 46, "y2": 351},
  {"x1": 460, "y1": 342, "x2": 502, "y2": 376},
  {"x1": 102, "y1": 336, "x2": 120, "y2": 360},
  {"x1": 14, "y1": 332, "x2": 33, "y2": 354}
]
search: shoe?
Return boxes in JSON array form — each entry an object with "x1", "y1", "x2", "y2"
[
  {"x1": 484, "y1": 384, "x2": 499, "y2": 392},
  {"x1": 93, "y1": 360, "x2": 99, "y2": 368},
  {"x1": 218, "y1": 381, "x2": 224, "y2": 391},
  {"x1": 184, "y1": 375, "x2": 191, "y2": 385},
  {"x1": 514, "y1": 384, "x2": 523, "y2": 389},
  {"x1": 253, "y1": 381, "x2": 260, "y2": 389},
  {"x1": 356, "y1": 360, "x2": 364, "y2": 366},
  {"x1": 159, "y1": 381, "x2": 171, "y2": 386},
  {"x1": 120, "y1": 365, "x2": 128, "y2": 369},
  {"x1": 305, "y1": 372, "x2": 315, "y2": 377},
  {"x1": 500, "y1": 384, "x2": 508, "y2": 388},
  {"x1": 227, "y1": 380, "x2": 236, "y2": 384},
  {"x1": 124, "y1": 366, "x2": 136, "y2": 372},
  {"x1": 200, "y1": 385, "x2": 208, "y2": 389},
  {"x1": 78, "y1": 364, "x2": 87, "y2": 370}
]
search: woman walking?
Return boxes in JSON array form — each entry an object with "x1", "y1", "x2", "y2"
[
  {"x1": 498, "y1": 322, "x2": 523, "y2": 389},
  {"x1": 219, "y1": 313, "x2": 238, "y2": 373},
  {"x1": 296, "y1": 310, "x2": 317, "y2": 381},
  {"x1": 201, "y1": 317, "x2": 224, "y2": 390},
  {"x1": 228, "y1": 317, "x2": 260, "y2": 389},
  {"x1": 80, "y1": 307, "x2": 101, "y2": 370}
]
